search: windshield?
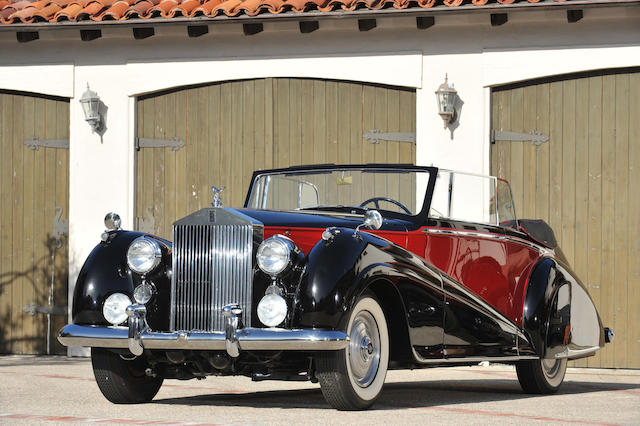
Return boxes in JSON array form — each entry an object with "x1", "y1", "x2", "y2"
[{"x1": 246, "y1": 168, "x2": 431, "y2": 216}]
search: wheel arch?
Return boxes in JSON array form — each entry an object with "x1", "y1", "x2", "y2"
[{"x1": 363, "y1": 278, "x2": 413, "y2": 363}]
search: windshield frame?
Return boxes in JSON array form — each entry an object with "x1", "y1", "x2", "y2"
[{"x1": 244, "y1": 164, "x2": 439, "y2": 224}]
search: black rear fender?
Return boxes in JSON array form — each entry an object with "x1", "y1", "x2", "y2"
[{"x1": 522, "y1": 257, "x2": 604, "y2": 359}]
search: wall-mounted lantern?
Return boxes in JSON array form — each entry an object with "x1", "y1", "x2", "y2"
[
  {"x1": 435, "y1": 74, "x2": 458, "y2": 128},
  {"x1": 79, "y1": 84, "x2": 102, "y2": 132}
]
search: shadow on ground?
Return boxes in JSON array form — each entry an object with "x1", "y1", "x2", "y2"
[{"x1": 152, "y1": 378, "x2": 640, "y2": 410}]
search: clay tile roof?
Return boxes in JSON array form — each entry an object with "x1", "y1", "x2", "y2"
[{"x1": 0, "y1": 0, "x2": 602, "y2": 25}]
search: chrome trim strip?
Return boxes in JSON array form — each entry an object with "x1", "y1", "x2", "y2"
[
  {"x1": 58, "y1": 324, "x2": 349, "y2": 351},
  {"x1": 412, "y1": 348, "x2": 538, "y2": 364},
  {"x1": 422, "y1": 227, "x2": 552, "y2": 254}
]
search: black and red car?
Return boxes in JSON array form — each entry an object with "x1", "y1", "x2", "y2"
[{"x1": 59, "y1": 164, "x2": 611, "y2": 410}]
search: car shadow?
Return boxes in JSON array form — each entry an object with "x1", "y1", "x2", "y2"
[{"x1": 152, "y1": 378, "x2": 640, "y2": 410}]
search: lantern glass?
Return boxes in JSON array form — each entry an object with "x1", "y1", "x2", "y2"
[
  {"x1": 435, "y1": 75, "x2": 458, "y2": 127},
  {"x1": 79, "y1": 84, "x2": 101, "y2": 131}
]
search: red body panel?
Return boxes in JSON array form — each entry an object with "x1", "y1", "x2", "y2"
[{"x1": 264, "y1": 225, "x2": 542, "y2": 326}]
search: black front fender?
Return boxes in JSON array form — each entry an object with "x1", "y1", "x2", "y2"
[
  {"x1": 72, "y1": 231, "x2": 172, "y2": 330},
  {"x1": 292, "y1": 228, "x2": 442, "y2": 332}
]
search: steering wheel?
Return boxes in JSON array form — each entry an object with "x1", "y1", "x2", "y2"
[{"x1": 360, "y1": 197, "x2": 411, "y2": 214}]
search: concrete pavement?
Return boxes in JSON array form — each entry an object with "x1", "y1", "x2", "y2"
[{"x1": 0, "y1": 356, "x2": 638, "y2": 425}]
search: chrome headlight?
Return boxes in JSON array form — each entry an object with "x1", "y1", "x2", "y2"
[
  {"x1": 127, "y1": 236, "x2": 162, "y2": 275},
  {"x1": 103, "y1": 293, "x2": 131, "y2": 325},
  {"x1": 257, "y1": 293, "x2": 288, "y2": 327},
  {"x1": 256, "y1": 235, "x2": 295, "y2": 277}
]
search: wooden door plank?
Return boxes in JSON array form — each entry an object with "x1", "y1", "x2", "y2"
[
  {"x1": 230, "y1": 82, "x2": 243, "y2": 207},
  {"x1": 521, "y1": 85, "x2": 537, "y2": 219},
  {"x1": 135, "y1": 99, "x2": 144, "y2": 230},
  {"x1": 264, "y1": 79, "x2": 274, "y2": 171},
  {"x1": 586, "y1": 76, "x2": 603, "y2": 368},
  {"x1": 572, "y1": 77, "x2": 590, "y2": 368},
  {"x1": 0, "y1": 94, "x2": 13, "y2": 353},
  {"x1": 548, "y1": 82, "x2": 563, "y2": 242},
  {"x1": 53, "y1": 99, "x2": 69, "y2": 355},
  {"x1": 43, "y1": 98, "x2": 57, "y2": 353},
  {"x1": 313, "y1": 80, "x2": 327, "y2": 165},
  {"x1": 287, "y1": 78, "x2": 301, "y2": 167},
  {"x1": 11, "y1": 95, "x2": 24, "y2": 354},
  {"x1": 274, "y1": 79, "x2": 289, "y2": 169},
  {"x1": 509, "y1": 87, "x2": 524, "y2": 216},
  {"x1": 534, "y1": 84, "x2": 550, "y2": 224},
  {"x1": 398, "y1": 89, "x2": 415, "y2": 212},
  {"x1": 561, "y1": 80, "x2": 576, "y2": 268},
  {"x1": 153, "y1": 94, "x2": 167, "y2": 237},
  {"x1": 142, "y1": 97, "x2": 155, "y2": 233},
  {"x1": 175, "y1": 89, "x2": 188, "y2": 221},
  {"x1": 207, "y1": 84, "x2": 221, "y2": 206},
  {"x1": 32, "y1": 96, "x2": 47, "y2": 354},
  {"x1": 600, "y1": 74, "x2": 616, "y2": 368},
  {"x1": 613, "y1": 73, "x2": 630, "y2": 368},
  {"x1": 185, "y1": 88, "x2": 199, "y2": 214},
  {"x1": 387, "y1": 87, "x2": 401, "y2": 209},
  {"x1": 218, "y1": 83, "x2": 232, "y2": 206},
  {"x1": 196, "y1": 86, "x2": 210, "y2": 208},
  {"x1": 490, "y1": 91, "x2": 499, "y2": 183},
  {"x1": 301, "y1": 79, "x2": 314, "y2": 167},
  {"x1": 336, "y1": 82, "x2": 351, "y2": 206},
  {"x1": 627, "y1": 72, "x2": 640, "y2": 368},
  {"x1": 253, "y1": 79, "x2": 266, "y2": 173},
  {"x1": 164, "y1": 91, "x2": 177, "y2": 239},
  {"x1": 239, "y1": 80, "x2": 254, "y2": 206},
  {"x1": 326, "y1": 81, "x2": 339, "y2": 165},
  {"x1": 21, "y1": 95, "x2": 36, "y2": 354},
  {"x1": 361, "y1": 84, "x2": 376, "y2": 205},
  {"x1": 373, "y1": 86, "x2": 388, "y2": 200},
  {"x1": 497, "y1": 90, "x2": 511, "y2": 182}
]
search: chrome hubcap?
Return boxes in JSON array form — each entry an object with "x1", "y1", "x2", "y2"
[
  {"x1": 349, "y1": 311, "x2": 380, "y2": 388},
  {"x1": 542, "y1": 358, "x2": 561, "y2": 378}
]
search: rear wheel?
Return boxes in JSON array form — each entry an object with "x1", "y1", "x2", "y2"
[
  {"x1": 316, "y1": 294, "x2": 389, "y2": 410},
  {"x1": 516, "y1": 358, "x2": 567, "y2": 394},
  {"x1": 91, "y1": 348, "x2": 163, "y2": 404}
]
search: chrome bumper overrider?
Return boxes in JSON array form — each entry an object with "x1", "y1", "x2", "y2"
[{"x1": 58, "y1": 304, "x2": 349, "y2": 357}]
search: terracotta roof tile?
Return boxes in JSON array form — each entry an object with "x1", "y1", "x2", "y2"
[{"x1": 0, "y1": 0, "x2": 593, "y2": 25}]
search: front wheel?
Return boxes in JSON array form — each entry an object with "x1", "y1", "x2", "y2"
[
  {"x1": 91, "y1": 348, "x2": 163, "y2": 404},
  {"x1": 516, "y1": 358, "x2": 567, "y2": 394},
  {"x1": 316, "y1": 294, "x2": 389, "y2": 410}
]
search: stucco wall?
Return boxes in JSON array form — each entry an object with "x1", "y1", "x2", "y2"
[{"x1": 0, "y1": 5, "x2": 638, "y2": 355}]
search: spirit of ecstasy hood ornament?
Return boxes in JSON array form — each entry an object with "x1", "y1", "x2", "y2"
[{"x1": 211, "y1": 186, "x2": 225, "y2": 208}]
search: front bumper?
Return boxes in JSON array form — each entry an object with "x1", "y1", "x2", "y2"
[
  {"x1": 58, "y1": 303, "x2": 349, "y2": 357},
  {"x1": 58, "y1": 324, "x2": 348, "y2": 351}
]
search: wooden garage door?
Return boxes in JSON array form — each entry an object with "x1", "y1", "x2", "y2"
[
  {"x1": 491, "y1": 68, "x2": 640, "y2": 369},
  {"x1": 135, "y1": 78, "x2": 416, "y2": 239},
  {"x1": 0, "y1": 91, "x2": 69, "y2": 355}
]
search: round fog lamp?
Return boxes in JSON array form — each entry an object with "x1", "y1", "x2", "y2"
[
  {"x1": 133, "y1": 282, "x2": 154, "y2": 304},
  {"x1": 103, "y1": 293, "x2": 131, "y2": 325},
  {"x1": 257, "y1": 293, "x2": 288, "y2": 327}
]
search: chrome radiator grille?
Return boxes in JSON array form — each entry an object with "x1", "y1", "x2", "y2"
[{"x1": 170, "y1": 217, "x2": 255, "y2": 332}]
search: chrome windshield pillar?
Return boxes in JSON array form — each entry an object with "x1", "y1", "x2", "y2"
[{"x1": 126, "y1": 304, "x2": 148, "y2": 356}]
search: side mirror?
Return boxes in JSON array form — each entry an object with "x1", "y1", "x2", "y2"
[
  {"x1": 363, "y1": 210, "x2": 383, "y2": 230},
  {"x1": 354, "y1": 210, "x2": 383, "y2": 238}
]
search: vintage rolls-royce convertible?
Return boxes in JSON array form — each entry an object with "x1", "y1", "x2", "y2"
[{"x1": 58, "y1": 164, "x2": 612, "y2": 410}]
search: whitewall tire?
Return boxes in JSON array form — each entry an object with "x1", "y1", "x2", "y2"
[
  {"x1": 316, "y1": 294, "x2": 389, "y2": 410},
  {"x1": 516, "y1": 358, "x2": 567, "y2": 394}
]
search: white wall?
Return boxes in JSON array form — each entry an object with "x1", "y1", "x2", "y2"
[{"x1": 0, "y1": 5, "x2": 638, "y2": 355}]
